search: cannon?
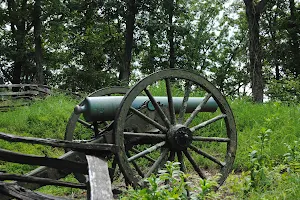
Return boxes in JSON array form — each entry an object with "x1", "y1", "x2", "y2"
[
  {"x1": 0, "y1": 69, "x2": 237, "y2": 199},
  {"x1": 74, "y1": 96, "x2": 218, "y2": 121}
]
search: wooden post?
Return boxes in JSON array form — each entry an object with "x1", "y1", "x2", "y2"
[{"x1": 86, "y1": 155, "x2": 113, "y2": 200}]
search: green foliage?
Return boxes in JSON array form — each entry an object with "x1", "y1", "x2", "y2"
[
  {"x1": 121, "y1": 161, "x2": 219, "y2": 200},
  {"x1": 190, "y1": 178, "x2": 219, "y2": 200},
  {"x1": 208, "y1": 98, "x2": 300, "y2": 199},
  {"x1": 283, "y1": 140, "x2": 300, "y2": 173},
  {"x1": 0, "y1": 94, "x2": 76, "y2": 138},
  {"x1": 121, "y1": 162, "x2": 189, "y2": 200},
  {"x1": 220, "y1": 133, "x2": 300, "y2": 200},
  {"x1": 0, "y1": 94, "x2": 76, "y2": 173},
  {"x1": 248, "y1": 129, "x2": 274, "y2": 189},
  {"x1": 267, "y1": 77, "x2": 300, "y2": 103},
  {"x1": 230, "y1": 99, "x2": 300, "y2": 171},
  {"x1": 221, "y1": 166, "x2": 300, "y2": 200},
  {"x1": 0, "y1": 94, "x2": 299, "y2": 199}
]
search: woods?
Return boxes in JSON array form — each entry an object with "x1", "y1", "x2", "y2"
[{"x1": 0, "y1": 0, "x2": 299, "y2": 101}]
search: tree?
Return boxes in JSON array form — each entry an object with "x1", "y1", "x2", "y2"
[
  {"x1": 7, "y1": 0, "x2": 32, "y2": 86},
  {"x1": 243, "y1": 0, "x2": 268, "y2": 103},
  {"x1": 33, "y1": 0, "x2": 44, "y2": 84},
  {"x1": 287, "y1": 0, "x2": 300, "y2": 77},
  {"x1": 119, "y1": 0, "x2": 137, "y2": 85},
  {"x1": 165, "y1": 0, "x2": 175, "y2": 69}
]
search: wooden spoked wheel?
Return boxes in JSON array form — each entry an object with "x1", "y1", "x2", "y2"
[{"x1": 114, "y1": 69, "x2": 237, "y2": 187}]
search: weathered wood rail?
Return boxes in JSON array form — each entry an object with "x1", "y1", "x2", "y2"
[
  {"x1": 0, "y1": 84, "x2": 51, "y2": 97},
  {"x1": 0, "y1": 84, "x2": 51, "y2": 111},
  {"x1": 0, "y1": 131, "x2": 114, "y2": 200}
]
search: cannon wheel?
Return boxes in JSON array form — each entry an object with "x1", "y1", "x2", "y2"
[
  {"x1": 114, "y1": 69, "x2": 237, "y2": 187},
  {"x1": 65, "y1": 86, "x2": 128, "y2": 141},
  {"x1": 64, "y1": 86, "x2": 128, "y2": 185}
]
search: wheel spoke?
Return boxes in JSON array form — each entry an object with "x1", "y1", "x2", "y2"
[
  {"x1": 128, "y1": 141, "x2": 166, "y2": 162},
  {"x1": 177, "y1": 151, "x2": 187, "y2": 172},
  {"x1": 144, "y1": 88, "x2": 171, "y2": 128},
  {"x1": 145, "y1": 148, "x2": 169, "y2": 178},
  {"x1": 77, "y1": 119, "x2": 106, "y2": 134},
  {"x1": 168, "y1": 151, "x2": 176, "y2": 161},
  {"x1": 177, "y1": 151, "x2": 190, "y2": 197},
  {"x1": 129, "y1": 107, "x2": 168, "y2": 133},
  {"x1": 77, "y1": 119, "x2": 94, "y2": 129},
  {"x1": 165, "y1": 78, "x2": 176, "y2": 125},
  {"x1": 131, "y1": 148, "x2": 155, "y2": 163},
  {"x1": 192, "y1": 136, "x2": 230, "y2": 142},
  {"x1": 126, "y1": 152, "x2": 144, "y2": 178},
  {"x1": 184, "y1": 93, "x2": 212, "y2": 127},
  {"x1": 183, "y1": 150, "x2": 206, "y2": 179},
  {"x1": 190, "y1": 145, "x2": 225, "y2": 167},
  {"x1": 190, "y1": 114, "x2": 227, "y2": 132},
  {"x1": 178, "y1": 81, "x2": 191, "y2": 124},
  {"x1": 124, "y1": 132, "x2": 166, "y2": 140}
]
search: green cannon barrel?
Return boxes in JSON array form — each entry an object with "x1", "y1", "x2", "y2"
[{"x1": 74, "y1": 96, "x2": 218, "y2": 122}]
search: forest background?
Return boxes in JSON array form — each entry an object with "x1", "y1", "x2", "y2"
[{"x1": 0, "y1": 0, "x2": 299, "y2": 103}]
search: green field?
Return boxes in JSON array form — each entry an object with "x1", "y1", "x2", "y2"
[{"x1": 0, "y1": 94, "x2": 299, "y2": 199}]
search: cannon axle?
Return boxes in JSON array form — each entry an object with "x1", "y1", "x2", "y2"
[{"x1": 167, "y1": 125, "x2": 193, "y2": 151}]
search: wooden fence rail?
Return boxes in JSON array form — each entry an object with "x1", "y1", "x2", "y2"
[
  {"x1": 0, "y1": 84, "x2": 51, "y2": 97},
  {"x1": 0, "y1": 84, "x2": 51, "y2": 111},
  {"x1": 0, "y1": 131, "x2": 114, "y2": 200}
]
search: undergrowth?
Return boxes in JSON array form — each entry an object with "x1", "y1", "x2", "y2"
[
  {"x1": 121, "y1": 162, "x2": 219, "y2": 200},
  {"x1": 0, "y1": 94, "x2": 299, "y2": 199}
]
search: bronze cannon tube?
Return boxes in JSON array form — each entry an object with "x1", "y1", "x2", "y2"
[{"x1": 74, "y1": 96, "x2": 218, "y2": 122}]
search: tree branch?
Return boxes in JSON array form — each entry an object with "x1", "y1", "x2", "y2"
[
  {"x1": 243, "y1": 0, "x2": 251, "y2": 6},
  {"x1": 256, "y1": 0, "x2": 268, "y2": 14}
]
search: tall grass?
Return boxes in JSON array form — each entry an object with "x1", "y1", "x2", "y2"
[
  {"x1": 0, "y1": 94, "x2": 77, "y2": 173},
  {"x1": 0, "y1": 94, "x2": 76, "y2": 138},
  {"x1": 0, "y1": 92, "x2": 299, "y2": 199},
  {"x1": 0, "y1": 94, "x2": 84, "y2": 197},
  {"x1": 231, "y1": 100, "x2": 300, "y2": 170}
]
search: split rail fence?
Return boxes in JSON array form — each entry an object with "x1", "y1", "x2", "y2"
[{"x1": 0, "y1": 84, "x2": 51, "y2": 111}]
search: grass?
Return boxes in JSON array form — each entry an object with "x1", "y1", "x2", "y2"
[
  {"x1": 0, "y1": 94, "x2": 77, "y2": 138},
  {"x1": 0, "y1": 92, "x2": 299, "y2": 199},
  {"x1": 231, "y1": 100, "x2": 300, "y2": 171},
  {"x1": 0, "y1": 94, "x2": 83, "y2": 197}
]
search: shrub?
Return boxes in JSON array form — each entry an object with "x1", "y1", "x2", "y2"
[
  {"x1": 120, "y1": 162, "x2": 219, "y2": 200},
  {"x1": 267, "y1": 77, "x2": 300, "y2": 103}
]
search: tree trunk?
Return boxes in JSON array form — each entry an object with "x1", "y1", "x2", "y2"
[
  {"x1": 267, "y1": 0, "x2": 280, "y2": 80},
  {"x1": 33, "y1": 0, "x2": 44, "y2": 84},
  {"x1": 149, "y1": 30, "x2": 155, "y2": 72},
  {"x1": 9, "y1": 0, "x2": 28, "y2": 90},
  {"x1": 244, "y1": 0, "x2": 267, "y2": 103},
  {"x1": 288, "y1": 0, "x2": 300, "y2": 77},
  {"x1": 119, "y1": 0, "x2": 136, "y2": 85},
  {"x1": 168, "y1": 0, "x2": 175, "y2": 69}
]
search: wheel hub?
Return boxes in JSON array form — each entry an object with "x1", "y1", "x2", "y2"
[{"x1": 167, "y1": 125, "x2": 193, "y2": 150}]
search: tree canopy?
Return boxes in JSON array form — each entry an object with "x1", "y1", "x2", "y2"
[{"x1": 0, "y1": 0, "x2": 299, "y2": 102}]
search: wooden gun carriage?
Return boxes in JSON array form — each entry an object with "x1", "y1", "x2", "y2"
[{"x1": 0, "y1": 69, "x2": 237, "y2": 199}]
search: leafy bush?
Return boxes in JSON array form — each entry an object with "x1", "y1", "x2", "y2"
[
  {"x1": 267, "y1": 77, "x2": 300, "y2": 103},
  {"x1": 220, "y1": 131, "x2": 300, "y2": 200},
  {"x1": 121, "y1": 162, "x2": 219, "y2": 200},
  {"x1": 284, "y1": 140, "x2": 300, "y2": 173}
]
